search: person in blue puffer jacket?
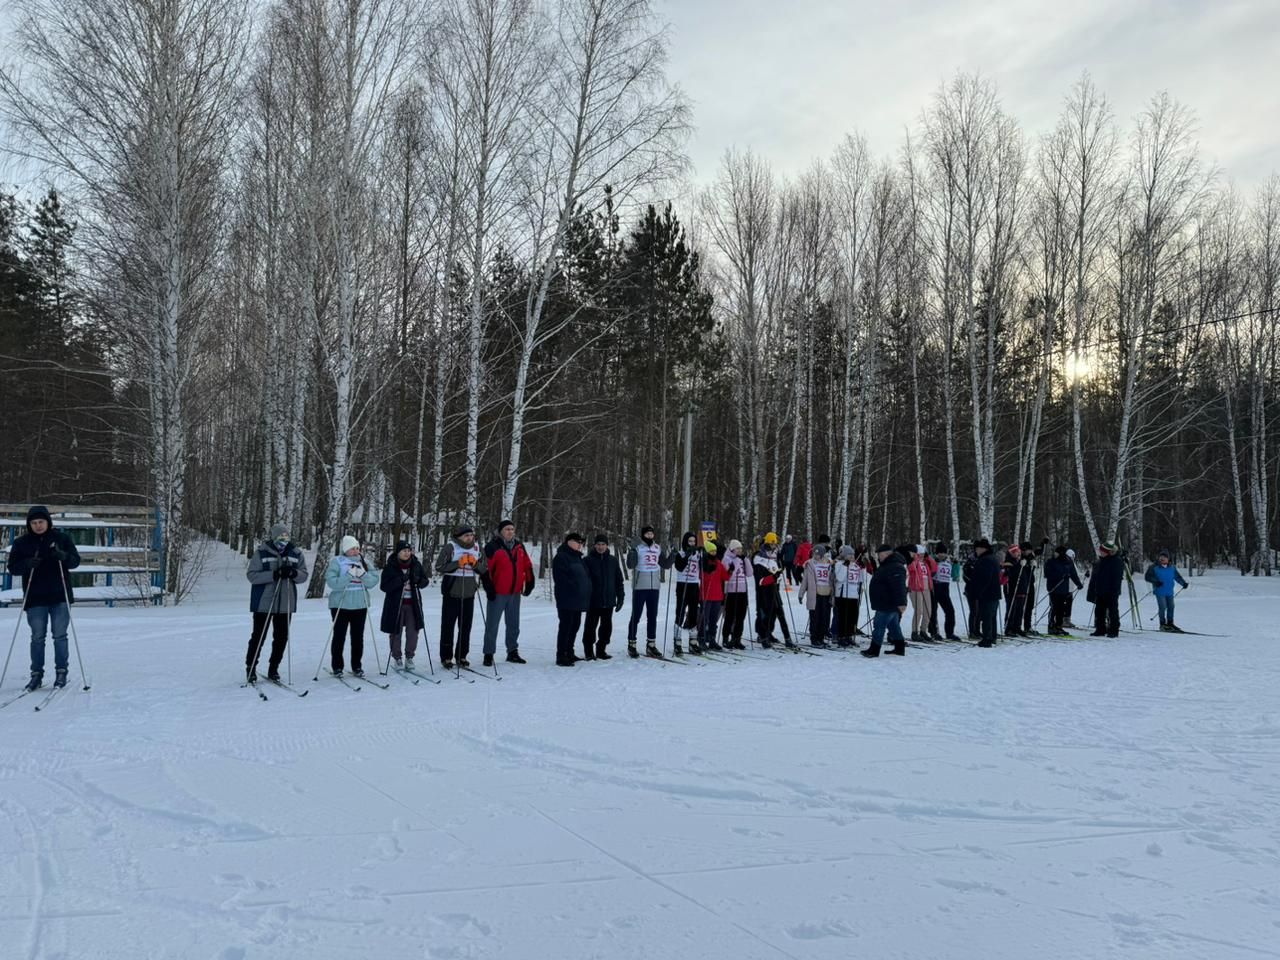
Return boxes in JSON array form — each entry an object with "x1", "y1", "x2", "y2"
[{"x1": 1144, "y1": 549, "x2": 1189, "y2": 632}]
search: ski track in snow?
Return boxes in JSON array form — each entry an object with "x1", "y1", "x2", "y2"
[{"x1": 0, "y1": 542, "x2": 1278, "y2": 958}]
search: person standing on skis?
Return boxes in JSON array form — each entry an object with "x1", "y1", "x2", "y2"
[
  {"x1": 906, "y1": 544, "x2": 934, "y2": 643},
  {"x1": 928, "y1": 543, "x2": 959, "y2": 640},
  {"x1": 436, "y1": 525, "x2": 488, "y2": 666},
  {"x1": 720, "y1": 539, "x2": 751, "y2": 650},
  {"x1": 625, "y1": 525, "x2": 668, "y2": 659},
  {"x1": 245, "y1": 522, "x2": 309, "y2": 683},
  {"x1": 1087, "y1": 541, "x2": 1125, "y2": 638},
  {"x1": 1043, "y1": 544, "x2": 1083, "y2": 636},
  {"x1": 324, "y1": 535, "x2": 380, "y2": 678},
  {"x1": 671, "y1": 531, "x2": 702, "y2": 656},
  {"x1": 832, "y1": 545, "x2": 864, "y2": 646},
  {"x1": 381, "y1": 540, "x2": 431, "y2": 669},
  {"x1": 697, "y1": 540, "x2": 729, "y2": 653},
  {"x1": 797, "y1": 542, "x2": 835, "y2": 648},
  {"x1": 5, "y1": 505, "x2": 82, "y2": 692},
  {"x1": 753, "y1": 533, "x2": 792, "y2": 649},
  {"x1": 1144, "y1": 549, "x2": 1189, "y2": 631}
]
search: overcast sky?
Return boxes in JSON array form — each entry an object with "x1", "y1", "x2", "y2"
[
  {"x1": 2, "y1": 0, "x2": 1277, "y2": 193},
  {"x1": 657, "y1": 0, "x2": 1280, "y2": 191}
]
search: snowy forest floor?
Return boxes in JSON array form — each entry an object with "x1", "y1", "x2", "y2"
[{"x1": 1, "y1": 543, "x2": 1277, "y2": 960}]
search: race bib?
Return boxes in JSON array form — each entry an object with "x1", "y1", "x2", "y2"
[
  {"x1": 815, "y1": 563, "x2": 832, "y2": 585},
  {"x1": 935, "y1": 564, "x2": 952, "y2": 584}
]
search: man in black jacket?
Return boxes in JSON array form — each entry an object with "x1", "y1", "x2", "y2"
[
  {"x1": 552, "y1": 533, "x2": 591, "y2": 666},
  {"x1": 862, "y1": 544, "x2": 908, "y2": 658},
  {"x1": 1087, "y1": 541, "x2": 1125, "y2": 637},
  {"x1": 1043, "y1": 545, "x2": 1084, "y2": 636},
  {"x1": 5, "y1": 505, "x2": 82, "y2": 691},
  {"x1": 583, "y1": 534, "x2": 625, "y2": 660},
  {"x1": 969, "y1": 539, "x2": 1003, "y2": 647}
]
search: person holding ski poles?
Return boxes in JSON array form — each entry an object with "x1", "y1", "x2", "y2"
[
  {"x1": 245, "y1": 523, "x2": 309, "y2": 683},
  {"x1": 832, "y1": 545, "x2": 863, "y2": 646},
  {"x1": 436, "y1": 525, "x2": 488, "y2": 666},
  {"x1": 906, "y1": 544, "x2": 934, "y2": 643},
  {"x1": 625, "y1": 525, "x2": 668, "y2": 659},
  {"x1": 752, "y1": 533, "x2": 792, "y2": 649},
  {"x1": 324, "y1": 535, "x2": 380, "y2": 677},
  {"x1": 1043, "y1": 545, "x2": 1083, "y2": 636},
  {"x1": 671, "y1": 532, "x2": 702, "y2": 656},
  {"x1": 1003, "y1": 543, "x2": 1035, "y2": 637},
  {"x1": 1144, "y1": 549, "x2": 1189, "y2": 632},
  {"x1": 928, "y1": 543, "x2": 959, "y2": 640},
  {"x1": 697, "y1": 540, "x2": 729, "y2": 652},
  {"x1": 962, "y1": 548, "x2": 981, "y2": 638},
  {"x1": 720, "y1": 539, "x2": 751, "y2": 650},
  {"x1": 797, "y1": 543, "x2": 835, "y2": 648},
  {"x1": 5, "y1": 505, "x2": 82, "y2": 691},
  {"x1": 381, "y1": 540, "x2": 431, "y2": 670},
  {"x1": 1087, "y1": 541, "x2": 1125, "y2": 638}
]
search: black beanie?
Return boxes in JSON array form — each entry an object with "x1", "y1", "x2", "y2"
[
  {"x1": 935, "y1": 542, "x2": 949, "y2": 554},
  {"x1": 594, "y1": 533, "x2": 609, "y2": 545},
  {"x1": 641, "y1": 525, "x2": 655, "y2": 537},
  {"x1": 498, "y1": 519, "x2": 515, "y2": 534}
]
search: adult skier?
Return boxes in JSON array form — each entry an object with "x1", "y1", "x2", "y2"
[
  {"x1": 245, "y1": 523, "x2": 309, "y2": 683},
  {"x1": 962, "y1": 548, "x2": 981, "y2": 638},
  {"x1": 324, "y1": 535, "x2": 380, "y2": 677},
  {"x1": 380, "y1": 540, "x2": 432, "y2": 669},
  {"x1": 1003, "y1": 543, "x2": 1035, "y2": 637},
  {"x1": 671, "y1": 531, "x2": 702, "y2": 656},
  {"x1": 720, "y1": 539, "x2": 751, "y2": 650},
  {"x1": 624, "y1": 525, "x2": 668, "y2": 659},
  {"x1": 832, "y1": 545, "x2": 863, "y2": 646},
  {"x1": 969, "y1": 539, "x2": 1003, "y2": 647},
  {"x1": 481, "y1": 520, "x2": 535, "y2": 664},
  {"x1": 753, "y1": 533, "x2": 792, "y2": 649},
  {"x1": 1043, "y1": 544, "x2": 1083, "y2": 636},
  {"x1": 797, "y1": 543, "x2": 835, "y2": 648},
  {"x1": 861, "y1": 544, "x2": 908, "y2": 657},
  {"x1": 583, "y1": 534, "x2": 625, "y2": 659},
  {"x1": 5, "y1": 505, "x2": 82, "y2": 691},
  {"x1": 552, "y1": 533, "x2": 591, "y2": 666},
  {"x1": 1144, "y1": 549, "x2": 1189, "y2": 632},
  {"x1": 1087, "y1": 541, "x2": 1125, "y2": 638},
  {"x1": 435, "y1": 525, "x2": 488, "y2": 666}
]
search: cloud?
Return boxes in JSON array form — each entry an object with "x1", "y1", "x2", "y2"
[{"x1": 658, "y1": 0, "x2": 1280, "y2": 190}]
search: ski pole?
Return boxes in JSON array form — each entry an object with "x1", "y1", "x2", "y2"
[
  {"x1": 0, "y1": 571, "x2": 35, "y2": 691},
  {"x1": 660, "y1": 560, "x2": 673, "y2": 657},
  {"x1": 1122, "y1": 588, "x2": 1152, "y2": 626},
  {"x1": 313, "y1": 582, "x2": 350, "y2": 681},
  {"x1": 249, "y1": 576, "x2": 284, "y2": 679},
  {"x1": 57, "y1": 560, "x2": 90, "y2": 690}
]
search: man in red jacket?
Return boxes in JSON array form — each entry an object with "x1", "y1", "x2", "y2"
[{"x1": 481, "y1": 519, "x2": 536, "y2": 664}]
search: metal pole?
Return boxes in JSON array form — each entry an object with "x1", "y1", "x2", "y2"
[{"x1": 680, "y1": 410, "x2": 692, "y2": 538}]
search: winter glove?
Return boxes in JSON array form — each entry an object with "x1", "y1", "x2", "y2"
[
  {"x1": 761, "y1": 575, "x2": 776, "y2": 587},
  {"x1": 49, "y1": 543, "x2": 66, "y2": 562},
  {"x1": 289, "y1": 568, "x2": 302, "y2": 582},
  {"x1": 615, "y1": 596, "x2": 624, "y2": 612},
  {"x1": 522, "y1": 577, "x2": 535, "y2": 597},
  {"x1": 458, "y1": 554, "x2": 476, "y2": 569},
  {"x1": 27, "y1": 552, "x2": 42, "y2": 570},
  {"x1": 347, "y1": 564, "x2": 365, "y2": 578},
  {"x1": 273, "y1": 566, "x2": 285, "y2": 581}
]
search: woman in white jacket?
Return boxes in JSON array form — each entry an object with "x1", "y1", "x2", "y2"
[
  {"x1": 833, "y1": 545, "x2": 864, "y2": 646},
  {"x1": 324, "y1": 535, "x2": 381, "y2": 677}
]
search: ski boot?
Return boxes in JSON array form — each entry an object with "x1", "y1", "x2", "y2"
[
  {"x1": 331, "y1": 668, "x2": 344, "y2": 678},
  {"x1": 629, "y1": 642, "x2": 640, "y2": 659},
  {"x1": 25, "y1": 673, "x2": 42, "y2": 692},
  {"x1": 759, "y1": 635, "x2": 773, "y2": 649},
  {"x1": 705, "y1": 637, "x2": 723, "y2": 652},
  {"x1": 506, "y1": 649, "x2": 527, "y2": 664},
  {"x1": 457, "y1": 657, "x2": 469, "y2": 668},
  {"x1": 352, "y1": 668, "x2": 365, "y2": 679},
  {"x1": 596, "y1": 645, "x2": 612, "y2": 660},
  {"x1": 442, "y1": 659, "x2": 454, "y2": 671},
  {"x1": 393, "y1": 656, "x2": 404, "y2": 670},
  {"x1": 405, "y1": 657, "x2": 416, "y2": 670},
  {"x1": 672, "y1": 641, "x2": 684, "y2": 657},
  {"x1": 483, "y1": 654, "x2": 495, "y2": 667},
  {"x1": 53, "y1": 669, "x2": 68, "y2": 689}
]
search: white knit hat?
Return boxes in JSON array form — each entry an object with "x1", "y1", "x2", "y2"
[
  {"x1": 340, "y1": 535, "x2": 360, "y2": 553},
  {"x1": 728, "y1": 539, "x2": 743, "y2": 553}
]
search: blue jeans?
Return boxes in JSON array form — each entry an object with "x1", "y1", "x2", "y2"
[
  {"x1": 28, "y1": 603, "x2": 70, "y2": 676},
  {"x1": 1156, "y1": 594, "x2": 1175, "y2": 625},
  {"x1": 482, "y1": 594, "x2": 522, "y2": 655},
  {"x1": 871, "y1": 610, "x2": 903, "y2": 648}
]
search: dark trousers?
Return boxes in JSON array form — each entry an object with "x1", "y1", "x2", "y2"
[
  {"x1": 979, "y1": 599, "x2": 1000, "y2": 645},
  {"x1": 722, "y1": 593, "x2": 748, "y2": 643},
  {"x1": 699, "y1": 600, "x2": 723, "y2": 643},
  {"x1": 330, "y1": 608, "x2": 367, "y2": 672},
  {"x1": 627, "y1": 589, "x2": 658, "y2": 642},
  {"x1": 1094, "y1": 597, "x2": 1120, "y2": 637},
  {"x1": 440, "y1": 594, "x2": 475, "y2": 662},
  {"x1": 965, "y1": 591, "x2": 979, "y2": 637},
  {"x1": 1022, "y1": 584, "x2": 1036, "y2": 633},
  {"x1": 930, "y1": 585, "x2": 956, "y2": 637},
  {"x1": 584, "y1": 607, "x2": 614, "y2": 654},
  {"x1": 757, "y1": 589, "x2": 791, "y2": 640},
  {"x1": 675, "y1": 582, "x2": 700, "y2": 630},
  {"x1": 1005, "y1": 592, "x2": 1029, "y2": 635},
  {"x1": 808, "y1": 594, "x2": 832, "y2": 645},
  {"x1": 1048, "y1": 593, "x2": 1072, "y2": 634},
  {"x1": 247, "y1": 612, "x2": 289, "y2": 672},
  {"x1": 834, "y1": 596, "x2": 859, "y2": 642},
  {"x1": 557, "y1": 609, "x2": 583, "y2": 662}
]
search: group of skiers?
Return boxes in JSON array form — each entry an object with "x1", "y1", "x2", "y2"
[{"x1": 2, "y1": 503, "x2": 1195, "y2": 692}]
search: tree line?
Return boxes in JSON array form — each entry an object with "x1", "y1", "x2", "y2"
[{"x1": 0, "y1": 0, "x2": 1275, "y2": 603}]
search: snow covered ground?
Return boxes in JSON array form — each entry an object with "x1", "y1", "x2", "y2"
[{"x1": 1, "y1": 542, "x2": 1277, "y2": 960}]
